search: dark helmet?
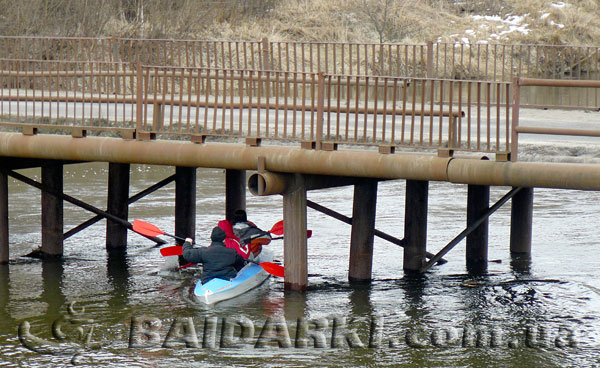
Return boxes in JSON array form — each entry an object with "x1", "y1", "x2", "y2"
[
  {"x1": 210, "y1": 226, "x2": 226, "y2": 242},
  {"x1": 233, "y1": 209, "x2": 247, "y2": 224}
]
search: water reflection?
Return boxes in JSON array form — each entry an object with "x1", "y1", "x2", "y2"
[
  {"x1": 106, "y1": 251, "x2": 131, "y2": 310},
  {"x1": 282, "y1": 290, "x2": 307, "y2": 322},
  {"x1": 348, "y1": 283, "x2": 373, "y2": 317},
  {"x1": 41, "y1": 259, "x2": 65, "y2": 319},
  {"x1": 400, "y1": 275, "x2": 428, "y2": 321},
  {"x1": 0, "y1": 265, "x2": 13, "y2": 329},
  {"x1": 510, "y1": 253, "x2": 532, "y2": 276}
]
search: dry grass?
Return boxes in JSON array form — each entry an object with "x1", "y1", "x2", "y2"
[{"x1": 0, "y1": 0, "x2": 598, "y2": 46}]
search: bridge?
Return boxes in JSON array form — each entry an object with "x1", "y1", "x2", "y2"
[{"x1": 1, "y1": 37, "x2": 599, "y2": 291}]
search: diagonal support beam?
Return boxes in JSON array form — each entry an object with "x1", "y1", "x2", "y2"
[
  {"x1": 2, "y1": 168, "x2": 166, "y2": 245},
  {"x1": 421, "y1": 187, "x2": 522, "y2": 272},
  {"x1": 63, "y1": 174, "x2": 176, "y2": 240},
  {"x1": 306, "y1": 199, "x2": 446, "y2": 264}
]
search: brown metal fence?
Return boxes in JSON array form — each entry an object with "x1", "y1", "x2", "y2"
[
  {"x1": 0, "y1": 56, "x2": 511, "y2": 154},
  {"x1": 1, "y1": 36, "x2": 598, "y2": 110},
  {"x1": 0, "y1": 59, "x2": 137, "y2": 131}
]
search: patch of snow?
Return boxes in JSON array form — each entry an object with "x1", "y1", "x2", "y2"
[
  {"x1": 505, "y1": 15, "x2": 525, "y2": 25},
  {"x1": 540, "y1": 12, "x2": 551, "y2": 20},
  {"x1": 460, "y1": 37, "x2": 470, "y2": 44},
  {"x1": 550, "y1": 20, "x2": 565, "y2": 29},
  {"x1": 472, "y1": 15, "x2": 502, "y2": 22},
  {"x1": 465, "y1": 29, "x2": 476, "y2": 35},
  {"x1": 552, "y1": 2, "x2": 566, "y2": 8}
]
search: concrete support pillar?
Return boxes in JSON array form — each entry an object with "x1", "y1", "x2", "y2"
[
  {"x1": 466, "y1": 184, "x2": 490, "y2": 274},
  {"x1": 175, "y1": 166, "x2": 196, "y2": 244},
  {"x1": 348, "y1": 180, "x2": 378, "y2": 283},
  {"x1": 510, "y1": 187, "x2": 534, "y2": 254},
  {"x1": 225, "y1": 169, "x2": 246, "y2": 223},
  {"x1": 0, "y1": 170, "x2": 7, "y2": 264},
  {"x1": 283, "y1": 174, "x2": 307, "y2": 292},
  {"x1": 106, "y1": 163, "x2": 130, "y2": 252},
  {"x1": 41, "y1": 163, "x2": 63, "y2": 257},
  {"x1": 403, "y1": 180, "x2": 428, "y2": 273}
]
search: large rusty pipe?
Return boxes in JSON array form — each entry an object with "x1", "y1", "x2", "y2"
[
  {"x1": 248, "y1": 171, "x2": 290, "y2": 196},
  {"x1": 447, "y1": 159, "x2": 600, "y2": 191},
  {"x1": 2, "y1": 133, "x2": 600, "y2": 191},
  {"x1": 0, "y1": 133, "x2": 451, "y2": 181},
  {"x1": 248, "y1": 172, "x2": 373, "y2": 196}
]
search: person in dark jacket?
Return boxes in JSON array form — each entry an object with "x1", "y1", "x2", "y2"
[{"x1": 182, "y1": 226, "x2": 246, "y2": 284}]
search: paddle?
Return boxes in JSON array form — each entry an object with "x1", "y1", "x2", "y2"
[
  {"x1": 133, "y1": 220, "x2": 191, "y2": 244},
  {"x1": 249, "y1": 260, "x2": 284, "y2": 278},
  {"x1": 268, "y1": 220, "x2": 312, "y2": 238}
]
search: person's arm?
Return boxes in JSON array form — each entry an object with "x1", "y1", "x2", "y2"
[
  {"x1": 182, "y1": 237, "x2": 204, "y2": 264},
  {"x1": 233, "y1": 254, "x2": 246, "y2": 272}
]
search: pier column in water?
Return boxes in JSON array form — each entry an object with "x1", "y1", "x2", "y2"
[
  {"x1": 403, "y1": 180, "x2": 429, "y2": 273},
  {"x1": 510, "y1": 187, "x2": 534, "y2": 255},
  {"x1": 225, "y1": 169, "x2": 246, "y2": 222},
  {"x1": 175, "y1": 167, "x2": 197, "y2": 244},
  {"x1": 41, "y1": 162, "x2": 63, "y2": 257},
  {"x1": 348, "y1": 180, "x2": 378, "y2": 283},
  {"x1": 466, "y1": 185, "x2": 490, "y2": 274},
  {"x1": 0, "y1": 169, "x2": 7, "y2": 264},
  {"x1": 106, "y1": 163, "x2": 130, "y2": 251},
  {"x1": 283, "y1": 174, "x2": 307, "y2": 291}
]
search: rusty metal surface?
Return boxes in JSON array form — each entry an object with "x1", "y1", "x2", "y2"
[
  {"x1": 1, "y1": 132, "x2": 600, "y2": 190},
  {"x1": 447, "y1": 159, "x2": 600, "y2": 191}
]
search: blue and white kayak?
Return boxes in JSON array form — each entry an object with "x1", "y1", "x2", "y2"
[{"x1": 193, "y1": 250, "x2": 272, "y2": 305}]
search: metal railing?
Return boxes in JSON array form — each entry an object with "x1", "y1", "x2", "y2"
[
  {"x1": 1, "y1": 37, "x2": 599, "y2": 78},
  {"x1": 511, "y1": 77, "x2": 600, "y2": 162},
  {"x1": 0, "y1": 58, "x2": 511, "y2": 155},
  {"x1": 2, "y1": 36, "x2": 599, "y2": 110}
]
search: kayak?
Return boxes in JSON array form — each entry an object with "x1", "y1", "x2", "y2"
[{"x1": 192, "y1": 250, "x2": 272, "y2": 305}]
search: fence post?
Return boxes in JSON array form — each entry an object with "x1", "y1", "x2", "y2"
[
  {"x1": 135, "y1": 61, "x2": 143, "y2": 138},
  {"x1": 510, "y1": 77, "x2": 520, "y2": 162},
  {"x1": 426, "y1": 41, "x2": 434, "y2": 78},
  {"x1": 316, "y1": 72, "x2": 325, "y2": 150},
  {"x1": 261, "y1": 37, "x2": 271, "y2": 70}
]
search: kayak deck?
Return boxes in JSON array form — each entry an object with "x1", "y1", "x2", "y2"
[{"x1": 193, "y1": 250, "x2": 272, "y2": 304}]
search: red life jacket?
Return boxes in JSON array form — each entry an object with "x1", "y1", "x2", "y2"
[{"x1": 218, "y1": 220, "x2": 250, "y2": 259}]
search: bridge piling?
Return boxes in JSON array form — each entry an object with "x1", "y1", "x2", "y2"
[
  {"x1": 225, "y1": 169, "x2": 246, "y2": 223},
  {"x1": 403, "y1": 180, "x2": 429, "y2": 274},
  {"x1": 41, "y1": 163, "x2": 63, "y2": 258},
  {"x1": 348, "y1": 180, "x2": 378, "y2": 283},
  {"x1": 283, "y1": 174, "x2": 308, "y2": 292},
  {"x1": 0, "y1": 170, "x2": 7, "y2": 264},
  {"x1": 175, "y1": 167, "x2": 197, "y2": 244},
  {"x1": 466, "y1": 185, "x2": 490, "y2": 274},
  {"x1": 510, "y1": 187, "x2": 534, "y2": 255},
  {"x1": 106, "y1": 163, "x2": 130, "y2": 252}
]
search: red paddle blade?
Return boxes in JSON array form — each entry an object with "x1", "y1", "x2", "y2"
[
  {"x1": 259, "y1": 262, "x2": 285, "y2": 278},
  {"x1": 178, "y1": 262, "x2": 195, "y2": 270},
  {"x1": 269, "y1": 220, "x2": 284, "y2": 236},
  {"x1": 133, "y1": 220, "x2": 165, "y2": 237},
  {"x1": 307, "y1": 230, "x2": 312, "y2": 238},
  {"x1": 160, "y1": 245, "x2": 183, "y2": 257}
]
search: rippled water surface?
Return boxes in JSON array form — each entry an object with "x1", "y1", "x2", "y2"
[{"x1": 0, "y1": 162, "x2": 599, "y2": 367}]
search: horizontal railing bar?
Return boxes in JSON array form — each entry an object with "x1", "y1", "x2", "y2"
[
  {"x1": 515, "y1": 126, "x2": 600, "y2": 137},
  {"x1": 519, "y1": 78, "x2": 600, "y2": 88},
  {"x1": 0, "y1": 94, "x2": 464, "y2": 118}
]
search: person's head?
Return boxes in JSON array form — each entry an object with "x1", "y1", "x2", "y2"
[
  {"x1": 233, "y1": 209, "x2": 247, "y2": 224},
  {"x1": 210, "y1": 226, "x2": 226, "y2": 242}
]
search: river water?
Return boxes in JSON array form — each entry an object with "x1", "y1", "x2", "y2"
[{"x1": 1, "y1": 128, "x2": 600, "y2": 367}]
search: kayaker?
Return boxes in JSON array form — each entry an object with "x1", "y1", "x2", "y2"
[
  {"x1": 181, "y1": 226, "x2": 246, "y2": 284},
  {"x1": 219, "y1": 209, "x2": 272, "y2": 260}
]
